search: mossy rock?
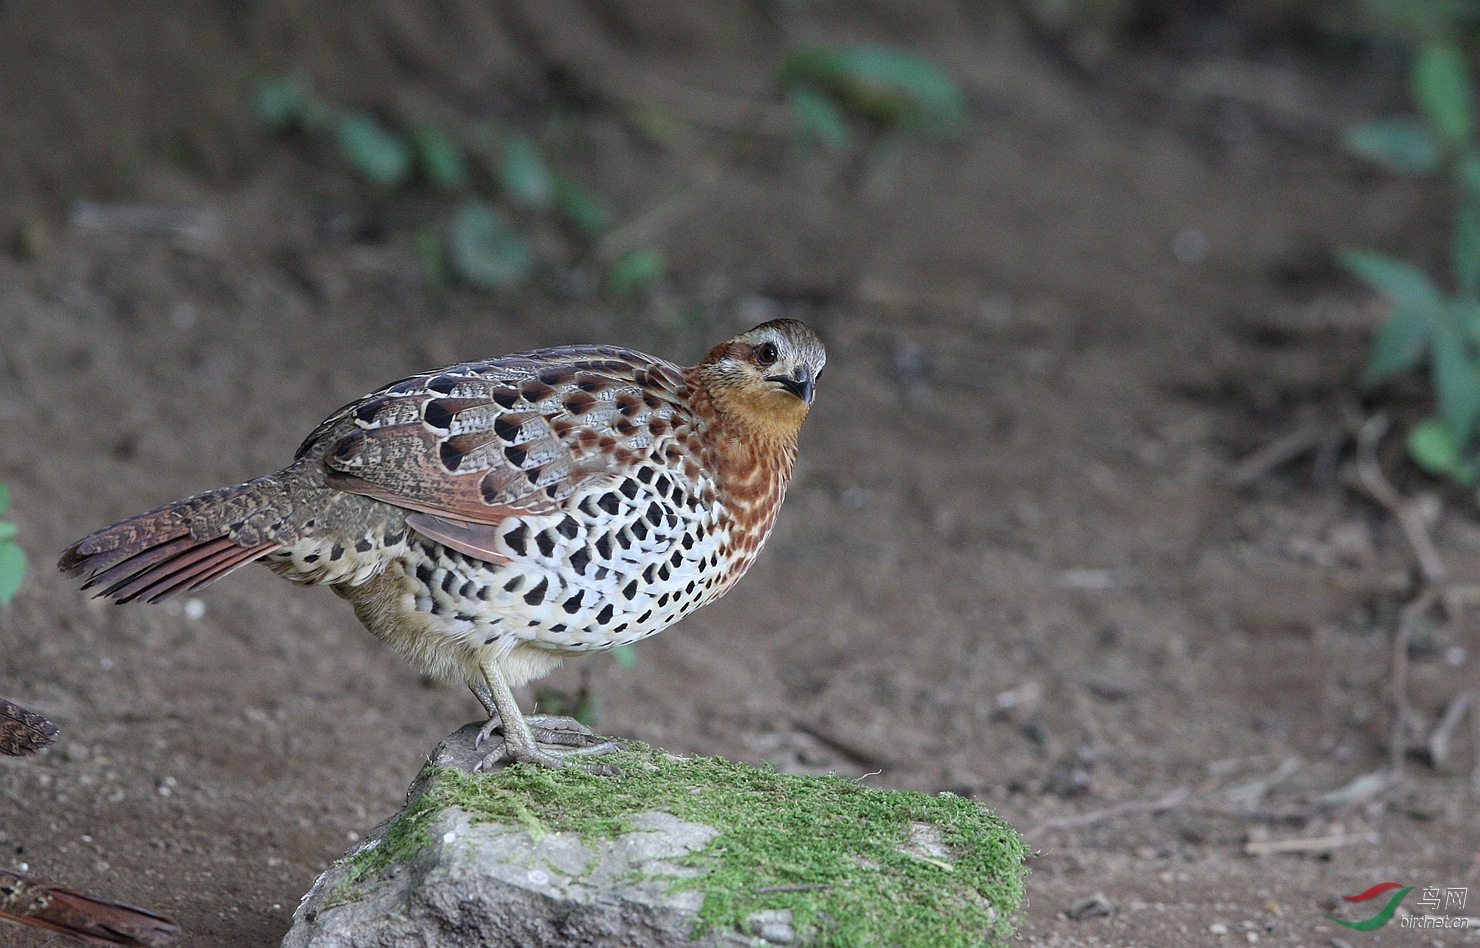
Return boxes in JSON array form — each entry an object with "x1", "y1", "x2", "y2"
[{"x1": 284, "y1": 724, "x2": 1028, "y2": 947}]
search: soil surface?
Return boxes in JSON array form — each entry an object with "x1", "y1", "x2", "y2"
[{"x1": 1, "y1": 4, "x2": 1476, "y2": 946}]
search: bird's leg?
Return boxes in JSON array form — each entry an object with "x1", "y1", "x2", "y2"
[{"x1": 472, "y1": 657, "x2": 620, "y2": 773}]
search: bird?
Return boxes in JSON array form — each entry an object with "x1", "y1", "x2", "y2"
[{"x1": 60, "y1": 319, "x2": 825, "y2": 772}]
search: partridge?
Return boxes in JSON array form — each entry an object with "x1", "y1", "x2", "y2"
[{"x1": 61, "y1": 320, "x2": 825, "y2": 771}]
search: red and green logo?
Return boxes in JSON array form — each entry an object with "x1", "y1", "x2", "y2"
[{"x1": 1328, "y1": 882, "x2": 1413, "y2": 931}]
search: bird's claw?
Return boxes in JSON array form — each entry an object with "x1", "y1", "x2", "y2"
[
  {"x1": 474, "y1": 715, "x2": 502, "y2": 749},
  {"x1": 473, "y1": 714, "x2": 623, "y2": 774}
]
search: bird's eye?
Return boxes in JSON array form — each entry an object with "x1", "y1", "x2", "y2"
[{"x1": 754, "y1": 342, "x2": 779, "y2": 367}]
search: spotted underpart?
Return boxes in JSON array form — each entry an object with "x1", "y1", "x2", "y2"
[{"x1": 387, "y1": 462, "x2": 729, "y2": 654}]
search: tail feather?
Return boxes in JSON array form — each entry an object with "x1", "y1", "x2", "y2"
[
  {"x1": 83, "y1": 534, "x2": 198, "y2": 596},
  {"x1": 60, "y1": 483, "x2": 285, "y2": 604},
  {"x1": 104, "y1": 536, "x2": 275, "y2": 604}
]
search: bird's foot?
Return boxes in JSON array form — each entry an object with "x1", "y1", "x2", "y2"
[
  {"x1": 526, "y1": 714, "x2": 620, "y2": 749},
  {"x1": 474, "y1": 713, "x2": 622, "y2": 775}
]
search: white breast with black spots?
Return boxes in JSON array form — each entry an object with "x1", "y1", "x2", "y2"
[{"x1": 401, "y1": 467, "x2": 728, "y2": 655}]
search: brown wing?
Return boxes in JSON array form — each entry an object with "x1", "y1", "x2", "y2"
[
  {"x1": 0, "y1": 868, "x2": 179, "y2": 945},
  {"x1": 306, "y1": 346, "x2": 694, "y2": 558}
]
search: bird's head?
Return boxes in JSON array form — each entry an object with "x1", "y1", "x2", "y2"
[{"x1": 697, "y1": 319, "x2": 826, "y2": 438}]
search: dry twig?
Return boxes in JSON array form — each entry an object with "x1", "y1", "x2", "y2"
[
  {"x1": 1242, "y1": 831, "x2": 1378, "y2": 856},
  {"x1": 1343, "y1": 413, "x2": 1453, "y2": 779},
  {"x1": 1025, "y1": 787, "x2": 1191, "y2": 838},
  {"x1": 1227, "y1": 422, "x2": 1329, "y2": 487},
  {"x1": 788, "y1": 716, "x2": 897, "y2": 771},
  {"x1": 1347, "y1": 413, "x2": 1447, "y2": 588},
  {"x1": 755, "y1": 883, "x2": 832, "y2": 894},
  {"x1": 1024, "y1": 778, "x2": 1399, "y2": 843},
  {"x1": 69, "y1": 202, "x2": 221, "y2": 244},
  {"x1": 1426, "y1": 690, "x2": 1476, "y2": 778},
  {"x1": 1390, "y1": 589, "x2": 1439, "y2": 777}
]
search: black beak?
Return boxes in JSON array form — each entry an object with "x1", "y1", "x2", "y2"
[{"x1": 767, "y1": 367, "x2": 815, "y2": 404}]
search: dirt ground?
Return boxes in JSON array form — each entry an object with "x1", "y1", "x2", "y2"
[{"x1": 1, "y1": 3, "x2": 1477, "y2": 946}]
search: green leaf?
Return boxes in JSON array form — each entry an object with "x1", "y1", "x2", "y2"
[
  {"x1": 605, "y1": 247, "x2": 665, "y2": 295},
  {"x1": 625, "y1": 102, "x2": 702, "y2": 155},
  {"x1": 551, "y1": 174, "x2": 612, "y2": 237},
  {"x1": 1431, "y1": 318, "x2": 1480, "y2": 444},
  {"x1": 0, "y1": 482, "x2": 8, "y2": 515},
  {"x1": 410, "y1": 228, "x2": 450, "y2": 297},
  {"x1": 780, "y1": 45, "x2": 967, "y2": 138},
  {"x1": 336, "y1": 112, "x2": 413, "y2": 188},
  {"x1": 0, "y1": 542, "x2": 23, "y2": 606},
  {"x1": 448, "y1": 202, "x2": 533, "y2": 290},
  {"x1": 1365, "y1": 302, "x2": 1433, "y2": 383},
  {"x1": 411, "y1": 123, "x2": 469, "y2": 192},
  {"x1": 1412, "y1": 42, "x2": 1473, "y2": 152},
  {"x1": 0, "y1": 522, "x2": 15, "y2": 543},
  {"x1": 1460, "y1": 153, "x2": 1480, "y2": 198},
  {"x1": 496, "y1": 134, "x2": 554, "y2": 210},
  {"x1": 612, "y1": 645, "x2": 638, "y2": 670},
  {"x1": 1409, "y1": 417, "x2": 1473, "y2": 481},
  {"x1": 1455, "y1": 296, "x2": 1480, "y2": 347},
  {"x1": 1341, "y1": 117, "x2": 1441, "y2": 175},
  {"x1": 1340, "y1": 248, "x2": 1443, "y2": 310},
  {"x1": 1457, "y1": 205, "x2": 1480, "y2": 299},
  {"x1": 788, "y1": 85, "x2": 851, "y2": 150},
  {"x1": 253, "y1": 75, "x2": 315, "y2": 132}
]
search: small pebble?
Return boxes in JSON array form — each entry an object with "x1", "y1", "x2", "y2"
[
  {"x1": 1066, "y1": 892, "x2": 1115, "y2": 920},
  {"x1": 1173, "y1": 227, "x2": 1209, "y2": 264},
  {"x1": 1209, "y1": 921, "x2": 1229, "y2": 935}
]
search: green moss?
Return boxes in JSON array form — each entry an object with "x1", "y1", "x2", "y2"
[
  {"x1": 407, "y1": 744, "x2": 1028, "y2": 946},
  {"x1": 322, "y1": 781, "x2": 442, "y2": 908}
]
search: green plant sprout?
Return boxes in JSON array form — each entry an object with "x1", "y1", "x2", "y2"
[
  {"x1": 0, "y1": 483, "x2": 24, "y2": 605},
  {"x1": 251, "y1": 76, "x2": 663, "y2": 295},
  {"x1": 1342, "y1": 40, "x2": 1480, "y2": 488},
  {"x1": 780, "y1": 45, "x2": 968, "y2": 152},
  {"x1": 254, "y1": 49, "x2": 963, "y2": 293}
]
